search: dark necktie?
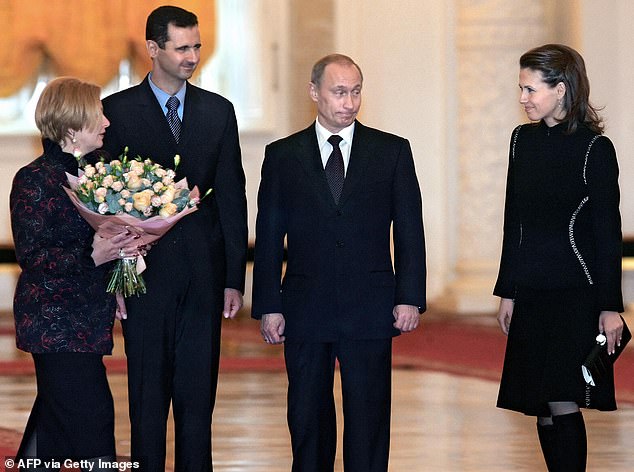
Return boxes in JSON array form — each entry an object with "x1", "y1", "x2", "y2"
[
  {"x1": 325, "y1": 135, "x2": 344, "y2": 204},
  {"x1": 166, "y1": 96, "x2": 181, "y2": 143}
]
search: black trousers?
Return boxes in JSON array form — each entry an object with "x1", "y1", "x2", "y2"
[
  {"x1": 122, "y1": 274, "x2": 223, "y2": 472},
  {"x1": 17, "y1": 353, "x2": 115, "y2": 460},
  {"x1": 284, "y1": 338, "x2": 392, "y2": 472}
]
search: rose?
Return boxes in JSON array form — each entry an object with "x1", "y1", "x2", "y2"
[
  {"x1": 84, "y1": 166, "x2": 96, "y2": 178},
  {"x1": 112, "y1": 181, "x2": 124, "y2": 192},
  {"x1": 102, "y1": 175, "x2": 114, "y2": 188},
  {"x1": 129, "y1": 160, "x2": 145, "y2": 176},
  {"x1": 160, "y1": 188, "x2": 176, "y2": 204},
  {"x1": 159, "y1": 202, "x2": 178, "y2": 217},
  {"x1": 94, "y1": 187, "x2": 108, "y2": 203},
  {"x1": 126, "y1": 173, "x2": 143, "y2": 190},
  {"x1": 132, "y1": 189, "x2": 153, "y2": 211}
]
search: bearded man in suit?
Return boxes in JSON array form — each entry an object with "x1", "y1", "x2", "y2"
[
  {"x1": 101, "y1": 6, "x2": 247, "y2": 471},
  {"x1": 252, "y1": 54, "x2": 426, "y2": 472}
]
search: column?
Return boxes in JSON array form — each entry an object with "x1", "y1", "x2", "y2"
[{"x1": 441, "y1": 0, "x2": 546, "y2": 313}]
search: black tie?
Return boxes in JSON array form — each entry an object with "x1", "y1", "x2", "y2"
[
  {"x1": 325, "y1": 135, "x2": 344, "y2": 204},
  {"x1": 166, "y1": 96, "x2": 181, "y2": 143}
]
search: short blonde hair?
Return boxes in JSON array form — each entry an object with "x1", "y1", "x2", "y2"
[{"x1": 35, "y1": 77, "x2": 103, "y2": 143}]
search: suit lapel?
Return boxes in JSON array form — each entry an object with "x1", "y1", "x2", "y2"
[
  {"x1": 138, "y1": 77, "x2": 180, "y2": 150},
  {"x1": 178, "y1": 82, "x2": 198, "y2": 147},
  {"x1": 339, "y1": 121, "x2": 370, "y2": 206},
  {"x1": 293, "y1": 125, "x2": 338, "y2": 209}
]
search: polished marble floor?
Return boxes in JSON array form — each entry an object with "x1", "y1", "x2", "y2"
[{"x1": 0, "y1": 315, "x2": 633, "y2": 471}]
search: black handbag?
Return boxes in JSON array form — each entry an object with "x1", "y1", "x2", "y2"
[{"x1": 582, "y1": 316, "x2": 631, "y2": 386}]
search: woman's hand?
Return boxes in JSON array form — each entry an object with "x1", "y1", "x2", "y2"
[
  {"x1": 599, "y1": 311, "x2": 624, "y2": 355},
  {"x1": 497, "y1": 298, "x2": 515, "y2": 336},
  {"x1": 115, "y1": 292, "x2": 127, "y2": 320},
  {"x1": 91, "y1": 229, "x2": 145, "y2": 266}
]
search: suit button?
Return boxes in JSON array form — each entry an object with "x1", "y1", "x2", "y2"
[{"x1": 336, "y1": 241, "x2": 345, "y2": 248}]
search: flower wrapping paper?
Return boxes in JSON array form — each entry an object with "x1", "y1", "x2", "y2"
[{"x1": 64, "y1": 174, "x2": 200, "y2": 275}]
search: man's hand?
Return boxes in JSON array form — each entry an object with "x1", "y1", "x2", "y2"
[
  {"x1": 223, "y1": 288, "x2": 243, "y2": 319},
  {"x1": 393, "y1": 304, "x2": 420, "y2": 333},
  {"x1": 261, "y1": 313, "x2": 286, "y2": 344}
]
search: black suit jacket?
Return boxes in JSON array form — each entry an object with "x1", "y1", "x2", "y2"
[
  {"x1": 252, "y1": 122, "x2": 426, "y2": 342},
  {"x1": 101, "y1": 76, "x2": 248, "y2": 297}
]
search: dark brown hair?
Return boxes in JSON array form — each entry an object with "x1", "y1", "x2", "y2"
[
  {"x1": 146, "y1": 5, "x2": 198, "y2": 49},
  {"x1": 520, "y1": 43, "x2": 603, "y2": 134}
]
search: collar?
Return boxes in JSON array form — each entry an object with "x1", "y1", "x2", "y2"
[
  {"x1": 148, "y1": 73, "x2": 187, "y2": 119},
  {"x1": 315, "y1": 119, "x2": 356, "y2": 150},
  {"x1": 42, "y1": 139, "x2": 83, "y2": 174}
]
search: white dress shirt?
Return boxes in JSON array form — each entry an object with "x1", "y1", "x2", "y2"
[{"x1": 315, "y1": 119, "x2": 355, "y2": 176}]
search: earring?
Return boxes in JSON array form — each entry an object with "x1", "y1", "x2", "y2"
[{"x1": 70, "y1": 136, "x2": 83, "y2": 162}]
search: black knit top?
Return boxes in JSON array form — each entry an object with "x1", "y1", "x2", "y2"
[{"x1": 494, "y1": 121, "x2": 624, "y2": 312}]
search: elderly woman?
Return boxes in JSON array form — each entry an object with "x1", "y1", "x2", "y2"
[
  {"x1": 10, "y1": 77, "x2": 140, "y2": 470},
  {"x1": 494, "y1": 44, "x2": 624, "y2": 471}
]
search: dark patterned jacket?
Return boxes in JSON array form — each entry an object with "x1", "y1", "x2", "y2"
[{"x1": 10, "y1": 139, "x2": 116, "y2": 353}]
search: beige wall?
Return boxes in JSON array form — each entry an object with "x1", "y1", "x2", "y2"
[{"x1": 581, "y1": 0, "x2": 634, "y2": 235}]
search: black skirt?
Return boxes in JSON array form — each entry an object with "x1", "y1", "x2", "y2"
[
  {"x1": 497, "y1": 286, "x2": 617, "y2": 417},
  {"x1": 17, "y1": 352, "x2": 115, "y2": 460}
]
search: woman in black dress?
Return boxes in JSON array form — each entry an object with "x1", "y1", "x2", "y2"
[
  {"x1": 494, "y1": 44, "x2": 625, "y2": 471},
  {"x1": 11, "y1": 77, "x2": 142, "y2": 470}
]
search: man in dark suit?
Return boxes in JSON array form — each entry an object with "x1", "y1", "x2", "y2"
[
  {"x1": 101, "y1": 6, "x2": 247, "y2": 471},
  {"x1": 251, "y1": 54, "x2": 426, "y2": 472}
]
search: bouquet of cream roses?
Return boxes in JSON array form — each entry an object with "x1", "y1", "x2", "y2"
[{"x1": 64, "y1": 148, "x2": 210, "y2": 297}]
